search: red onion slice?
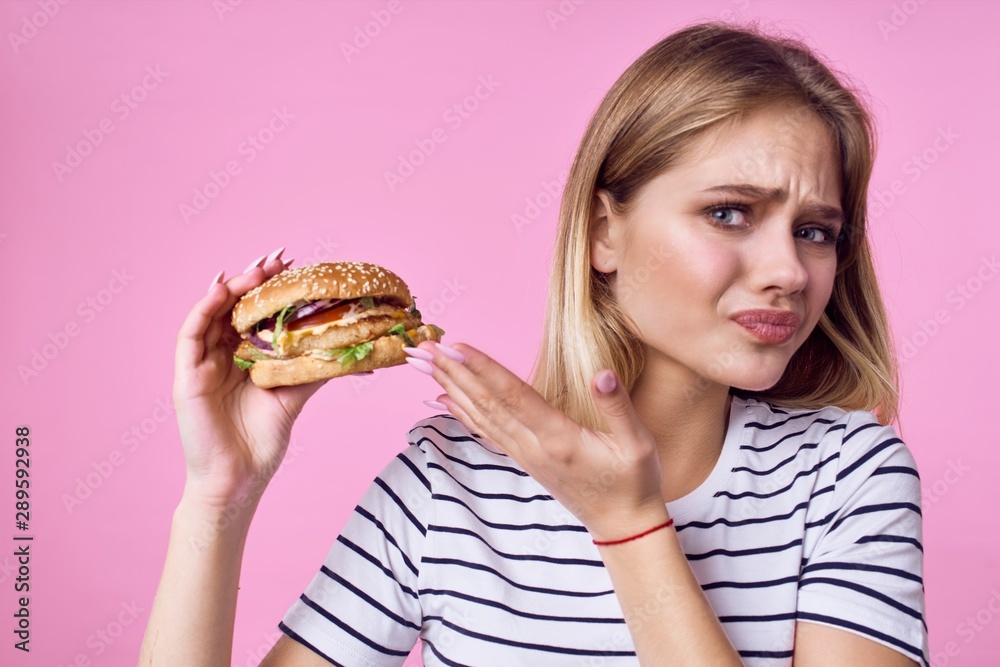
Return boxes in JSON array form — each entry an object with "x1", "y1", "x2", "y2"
[{"x1": 249, "y1": 330, "x2": 273, "y2": 351}]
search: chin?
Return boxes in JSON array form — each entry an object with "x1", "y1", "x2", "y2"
[{"x1": 712, "y1": 357, "x2": 790, "y2": 393}]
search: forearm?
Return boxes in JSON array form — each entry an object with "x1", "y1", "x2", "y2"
[
  {"x1": 595, "y1": 511, "x2": 743, "y2": 666},
  {"x1": 137, "y1": 491, "x2": 259, "y2": 666}
]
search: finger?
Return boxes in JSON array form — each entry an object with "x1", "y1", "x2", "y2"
[
  {"x1": 420, "y1": 341, "x2": 563, "y2": 443},
  {"x1": 418, "y1": 343, "x2": 535, "y2": 459},
  {"x1": 436, "y1": 392, "x2": 511, "y2": 456},
  {"x1": 210, "y1": 256, "x2": 288, "y2": 326},
  {"x1": 176, "y1": 280, "x2": 232, "y2": 369}
]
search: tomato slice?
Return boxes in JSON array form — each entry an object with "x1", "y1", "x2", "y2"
[{"x1": 286, "y1": 303, "x2": 355, "y2": 331}]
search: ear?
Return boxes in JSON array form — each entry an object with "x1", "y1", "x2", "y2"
[{"x1": 590, "y1": 189, "x2": 620, "y2": 274}]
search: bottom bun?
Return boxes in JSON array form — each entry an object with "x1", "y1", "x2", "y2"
[{"x1": 245, "y1": 324, "x2": 443, "y2": 388}]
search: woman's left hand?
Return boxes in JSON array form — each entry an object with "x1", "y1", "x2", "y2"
[{"x1": 407, "y1": 340, "x2": 669, "y2": 542}]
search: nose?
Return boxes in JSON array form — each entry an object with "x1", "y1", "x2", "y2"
[{"x1": 747, "y1": 218, "x2": 809, "y2": 296}]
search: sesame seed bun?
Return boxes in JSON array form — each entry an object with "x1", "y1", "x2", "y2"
[{"x1": 231, "y1": 260, "x2": 412, "y2": 334}]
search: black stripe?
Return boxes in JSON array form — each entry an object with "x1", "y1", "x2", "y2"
[
  {"x1": 871, "y1": 466, "x2": 920, "y2": 480},
  {"x1": 838, "y1": 437, "x2": 904, "y2": 481},
  {"x1": 428, "y1": 524, "x2": 604, "y2": 566},
  {"x1": 396, "y1": 449, "x2": 431, "y2": 491},
  {"x1": 719, "y1": 612, "x2": 798, "y2": 623},
  {"x1": 740, "y1": 649, "x2": 795, "y2": 658},
  {"x1": 354, "y1": 505, "x2": 419, "y2": 577},
  {"x1": 428, "y1": 461, "x2": 553, "y2": 502},
  {"x1": 856, "y1": 534, "x2": 924, "y2": 552},
  {"x1": 373, "y1": 477, "x2": 426, "y2": 536},
  {"x1": 799, "y1": 577, "x2": 922, "y2": 620},
  {"x1": 797, "y1": 611, "x2": 924, "y2": 663},
  {"x1": 420, "y1": 637, "x2": 477, "y2": 667},
  {"x1": 412, "y1": 435, "x2": 527, "y2": 476},
  {"x1": 334, "y1": 536, "x2": 419, "y2": 599},
  {"x1": 421, "y1": 556, "x2": 616, "y2": 597},
  {"x1": 686, "y1": 537, "x2": 803, "y2": 561},
  {"x1": 411, "y1": 420, "x2": 511, "y2": 458},
  {"x1": 829, "y1": 502, "x2": 922, "y2": 533},
  {"x1": 732, "y1": 441, "x2": 821, "y2": 476},
  {"x1": 420, "y1": 587, "x2": 627, "y2": 623},
  {"x1": 432, "y1": 492, "x2": 588, "y2": 533},
  {"x1": 297, "y1": 594, "x2": 412, "y2": 657},
  {"x1": 424, "y1": 615, "x2": 637, "y2": 656},
  {"x1": 679, "y1": 500, "x2": 812, "y2": 531},
  {"x1": 318, "y1": 566, "x2": 420, "y2": 630},
  {"x1": 278, "y1": 621, "x2": 346, "y2": 666},
  {"x1": 741, "y1": 420, "x2": 841, "y2": 453},
  {"x1": 702, "y1": 575, "x2": 799, "y2": 591},
  {"x1": 715, "y1": 455, "x2": 838, "y2": 500},
  {"x1": 800, "y1": 560, "x2": 923, "y2": 585},
  {"x1": 746, "y1": 410, "x2": 827, "y2": 430}
]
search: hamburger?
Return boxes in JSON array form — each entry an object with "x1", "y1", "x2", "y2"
[{"x1": 231, "y1": 261, "x2": 445, "y2": 388}]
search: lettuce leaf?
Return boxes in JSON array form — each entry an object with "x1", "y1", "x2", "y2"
[
  {"x1": 272, "y1": 304, "x2": 297, "y2": 350},
  {"x1": 315, "y1": 341, "x2": 374, "y2": 371},
  {"x1": 361, "y1": 296, "x2": 375, "y2": 309},
  {"x1": 233, "y1": 356, "x2": 254, "y2": 371},
  {"x1": 388, "y1": 323, "x2": 415, "y2": 347},
  {"x1": 409, "y1": 296, "x2": 421, "y2": 320}
]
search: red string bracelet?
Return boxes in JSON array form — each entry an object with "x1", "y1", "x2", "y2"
[{"x1": 592, "y1": 517, "x2": 675, "y2": 546}]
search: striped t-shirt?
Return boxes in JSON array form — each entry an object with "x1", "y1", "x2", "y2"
[{"x1": 279, "y1": 394, "x2": 928, "y2": 666}]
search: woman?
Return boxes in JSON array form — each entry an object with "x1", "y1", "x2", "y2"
[{"x1": 139, "y1": 20, "x2": 928, "y2": 667}]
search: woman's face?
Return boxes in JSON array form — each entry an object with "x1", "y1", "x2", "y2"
[{"x1": 590, "y1": 103, "x2": 844, "y2": 392}]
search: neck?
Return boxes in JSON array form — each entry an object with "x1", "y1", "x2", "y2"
[{"x1": 629, "y1": 359, "x2": 734, "y2": 505}]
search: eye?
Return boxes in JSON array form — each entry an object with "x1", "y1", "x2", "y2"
[
  {"x1": 796, "y1": 224, "x2": 841, "y2": 246},
  {"x1": 705, "y1": 202, "x2": 750, "y2": 227}
]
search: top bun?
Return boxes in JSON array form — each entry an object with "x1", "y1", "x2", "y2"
[{"x1": 231, "y1": 261, "x2": 412, "y2": 334}]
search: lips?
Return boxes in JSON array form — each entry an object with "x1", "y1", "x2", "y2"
[{"x1": 731, "y1": 309, "x2": 801, "y2": 344}]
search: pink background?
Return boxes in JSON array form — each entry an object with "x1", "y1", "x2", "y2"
[{"x1": 2, "y1": 1, "x2": 997, "y2": 665}]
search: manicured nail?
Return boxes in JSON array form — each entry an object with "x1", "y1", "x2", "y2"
[
  {"x1": 265, "y1": 246, "x2": 285, "y2": 265},
  {"x1": 207, "y1": 270, "x2": 225, "y2": 293},
  {"x1": 423, "y1": 400, "x2": 447, "y2": 410},
  {"x1": 243, "y1": 254, "x2": 267, "y2": 274},
  {"x1": 597, "y1": 370, "x2": 617, "y2": 394},
  {"x1": 403, "y1": 346, "x2": 434, "y2": 361},
  {"x1": 283, "y1": 257, "x2": 295, "y2": 269},
  {"x1": 434, "y1": 342, "x2": 466, "y2": 363},
  {"x1": 405, "y1": 357, "x2": 435, "y2": 375}
]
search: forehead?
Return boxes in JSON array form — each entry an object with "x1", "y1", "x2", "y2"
[{"x1": 654, "y1": 103, "x2": 842, "y2": 199}]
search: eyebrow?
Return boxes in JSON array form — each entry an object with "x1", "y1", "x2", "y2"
[{"x1": 701, "y1": 184, "x2": 845, "y2": 226}]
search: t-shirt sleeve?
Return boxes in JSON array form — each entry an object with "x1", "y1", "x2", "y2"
[
  {"x1": 796, "y1": 411, "x2": 928, "y2": 667},
  {"x1": 279, "y1": 442, "x2": 431, "y2": 667}
]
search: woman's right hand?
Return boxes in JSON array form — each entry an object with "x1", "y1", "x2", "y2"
[{"x1": 172, "y1": 250, "x2": 370, "y2": 509}]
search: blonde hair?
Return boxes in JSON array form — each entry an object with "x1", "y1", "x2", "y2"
[{"x1": 527, "y1": 19, "x2": 901, "y2": 433}]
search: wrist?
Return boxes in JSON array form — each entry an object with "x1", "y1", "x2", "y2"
[
  {"x1": 176, "y1": 484, "x2": 262, "y2": 535},
  {"x1": 589, "y1": 506, "x2": 672, "y2": 545}
]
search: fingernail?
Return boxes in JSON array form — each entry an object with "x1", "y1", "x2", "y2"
[
  {"x1": 283, "y1": 258, "x2": 295, "y2": 269},
  {"x1": 434, "y1": 342, "x2": 466, "y2": 363},
  {"x1": 403, "y1": 346, "x2": 434, "y2": 361},
  {"x1": 265, "y1": 246, "x2": 286, "y2": 264},
  {"x1": 207, "y1": 270, "x2": 225, "y2": 293},
  {"x1": 405, "y1": 357, "x2": 435, "y2": 375},
  {"x1": 243, "y1": 254, "x2": 267, "y2": 274},
  {"x1": 423, "y1": 399, "x2": 447, "y2": 410},
  {"x1": 597, "y1": 370, "x2": 617, "y2": 394}
]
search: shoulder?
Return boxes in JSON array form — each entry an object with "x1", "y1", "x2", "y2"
[
  {"x1": 403, "y1": 412, "x2": 528, "y2": 475},
  {"x1": 740, "y1": 396, "x2": 918, "y2": 473}
]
